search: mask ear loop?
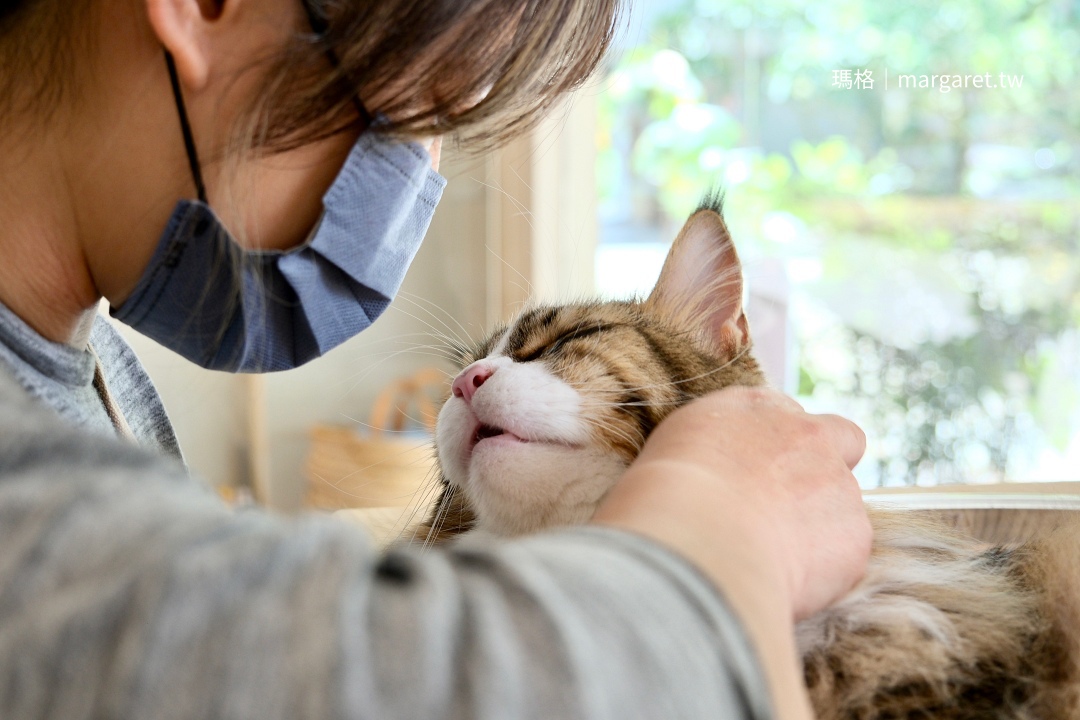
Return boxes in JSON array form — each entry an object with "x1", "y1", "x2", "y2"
[{"x1": 163, "y1": 51, "x2": 209, "y2": 204}]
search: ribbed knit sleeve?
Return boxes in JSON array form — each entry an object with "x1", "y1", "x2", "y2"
[{"x1": 0, "y1": 372, "x2": 772, "y2": 720}]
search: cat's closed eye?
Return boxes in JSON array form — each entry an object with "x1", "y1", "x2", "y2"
[
  {"x1": 549, "y1": 323, "x2": 616, "y2": 353},
  {"x1": 520, "y1": 322, "x2": 618, "y2": 361}
]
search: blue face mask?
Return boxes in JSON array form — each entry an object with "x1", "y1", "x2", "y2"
[{"x1": 112, "y1": 52, "x2": 446, "y2": 373}]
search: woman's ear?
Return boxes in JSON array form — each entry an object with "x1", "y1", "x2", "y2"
[{"x1": 144, "y1": 0, "x2": 221, "y2": 90}]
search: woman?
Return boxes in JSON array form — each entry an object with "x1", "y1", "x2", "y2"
[{"x1": 0, "y1": 1, "x2": 871, "y2": 718}]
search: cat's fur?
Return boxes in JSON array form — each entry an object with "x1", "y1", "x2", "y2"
[{"x1": 417, "y1": 194, "x2": 1080, "y2": 719}]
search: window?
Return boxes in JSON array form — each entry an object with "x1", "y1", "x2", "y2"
[{"x1": 596, "y1": 0, "x2": 1080, "y2": 488}]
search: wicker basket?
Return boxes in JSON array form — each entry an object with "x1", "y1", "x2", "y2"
[{"x1": 305, "y1": 369, "x2": 446, "y2": 511}]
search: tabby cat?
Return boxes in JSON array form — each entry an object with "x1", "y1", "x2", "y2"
[{"x1": 417, "y1": 194, "x2": 1080, "y2": 719}]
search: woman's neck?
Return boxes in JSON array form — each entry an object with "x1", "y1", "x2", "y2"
[
  {"x1": 0, "y1": 7, "x2": 190, "y2": 348},
  {"x1": 0, "y1": 129, "x2": 101, "y2": 347}
]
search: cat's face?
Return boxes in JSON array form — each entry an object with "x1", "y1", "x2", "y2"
[{"x1": 428, "y1": 201, "x2": 766, "y2": 539}]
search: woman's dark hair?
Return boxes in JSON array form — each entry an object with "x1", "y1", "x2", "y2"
[{"x1": 1, "y1": 0, "x2": 624, "y2": 152}]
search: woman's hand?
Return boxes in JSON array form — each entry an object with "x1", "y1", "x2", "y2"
[
  {"x1": 591, "y1": 386, "x2": 872, "y2": 720},
  {"x1": 593, "y1": 385, "x2": 870, "y2": 620}
]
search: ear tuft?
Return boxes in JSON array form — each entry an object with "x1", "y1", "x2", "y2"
[
  {"x1": 645, "y1": 203, "x2": 750, "y2": 355},
  {"x1": 695, "y1": 187, "x2": 726, "y2": 217}
]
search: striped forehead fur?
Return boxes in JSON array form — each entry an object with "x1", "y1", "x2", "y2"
[{"x1": 494, "y1": 300, "x2": 764, "y2": 459}]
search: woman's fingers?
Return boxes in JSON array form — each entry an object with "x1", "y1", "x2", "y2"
[
  {"x1": 593, "y1": 385, "x2": 873, "y2": 623},
  {"x1": 813, "y1": 413, "x2": 867, "y2": 470}
]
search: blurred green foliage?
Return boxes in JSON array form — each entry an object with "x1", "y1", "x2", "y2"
[{"x1": 598, "y1": 0, "x2": 1080, "y2": 485}]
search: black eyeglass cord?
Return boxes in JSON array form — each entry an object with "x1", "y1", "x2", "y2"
[
  {"x1": 301, "y1": 0, "x2": 374, "y2": 128},
  {"x1": 162, "y1": 2, "x2": 372, "y2": 203},
  {"x1": 164, "y1": 51, "x2": 208, "y2": 204}
]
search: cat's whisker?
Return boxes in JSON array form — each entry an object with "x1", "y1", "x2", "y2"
[
  {"x1": 338, "y1": 410, "x2": 440, "y2": 435},
  {"x1": 363, "y1": 333, "x2": 468, "y2": 353},
  {"x1": 406, "y1": 485, "x2": 445, "y2": 544},
  {"x1": 393, "y1": 293, "x2": 472, "y2": 346},
  {"x1": 583, "y1": 346, "x2": 755, "y2": 396},
  {"x1": 385, "y1": 345, "x2": 461, "y2": 364},
  {"x1": 309, "y1": 447, "x2": 435, "y2": 504},
  {"x1": 473, "y1": 179, "x2": 536, "y2": 233},
  {"x1": 578, "y1": 398, "x2": 688, "y2": 410},
  {"x1": 348, "y1": 347, "x2": 458, "y2": 365},
  {"x1": 340, "y1": 347, "x2": 453, "y2": 397},
  {"x1": 484, "y1": 244, "x2": 534, "y2": 297},
  {"x1": 388, "y1": 463, "x2": 446, "y2": 546},
  {"x1": 580, "y1": 414, "x2": 645, "y2": 451},
  {"x1": 422, "y1": 484, "x2": 458, "y2": 550},
  {"x1": 424, "y1": 500, "x2": 448, "y2": 549},
  {"x1": 394, "y1": 291, "x2": 474, "y2": 350},
  {"x1": 328, "y1": 327, "x2": 461, "y2": 387},
  {"x1": 322, "y1": 336, "x2": 458, "y2": 388},
  {"x1": 385, "y1": 304, "x2": 471, "y2": 357}
]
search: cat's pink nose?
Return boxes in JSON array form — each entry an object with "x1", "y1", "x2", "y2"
[{"x1": 452, "y1": 364, "x2": 494, "y2": 404}]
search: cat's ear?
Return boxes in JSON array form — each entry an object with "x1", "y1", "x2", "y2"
[{"x1": 645, "y1": 206, "x2": 750, "y2": 354}]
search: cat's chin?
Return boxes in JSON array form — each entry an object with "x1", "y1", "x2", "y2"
[{"x1": 459, "y1": 443, "x2": 628, "y2": 536}]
